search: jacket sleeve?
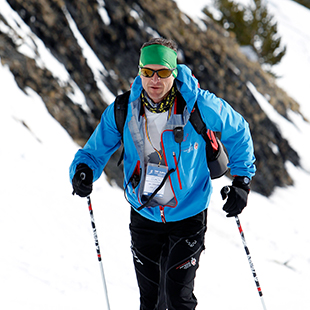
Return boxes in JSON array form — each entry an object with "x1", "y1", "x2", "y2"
[
  {"x1": 197, "y1": 90, "x2": 256, "y2": 179},
  {"x1": 69, "y1": 102, "x2": 122, "y2": 183}
]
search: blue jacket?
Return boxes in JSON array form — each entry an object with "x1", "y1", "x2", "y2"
[{"x1": 70, "y1": 65, "x2": 256, "y2": 222}]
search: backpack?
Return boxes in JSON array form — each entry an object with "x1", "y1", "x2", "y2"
[{"x1": 114, "y1": 91, "x2": 228, "y2": 179}]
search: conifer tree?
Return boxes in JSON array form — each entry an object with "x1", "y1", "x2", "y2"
[{"x1": 204, "y1": 0, "x2": 286, "y2": 66}]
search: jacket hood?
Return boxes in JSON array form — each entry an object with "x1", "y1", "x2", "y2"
[
  {"x1": 175, "y1": 64, "x2": 199, "y2": 112},
  {"x1": 129, "y1": 64, "x2": 199, "y2": 112}
]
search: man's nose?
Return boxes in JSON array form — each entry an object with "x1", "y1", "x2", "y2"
[{"x1": 151, "y1": 72, "x2": 161, "y2": 82}]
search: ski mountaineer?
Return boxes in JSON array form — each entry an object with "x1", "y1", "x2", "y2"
[{"x1": 69, "y1": 38, "x2": 256, "y2": 310}]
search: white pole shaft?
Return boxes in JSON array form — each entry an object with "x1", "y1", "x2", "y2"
[
  {"x1": 87, "y1": 196, "x2": 111, "y2": 310},
  {"x1": 98, "y1": 260, "x2": 111, "y2": 310},
  {"x1": 235, "y1": 215, "x2": 268, "y2": 310}
]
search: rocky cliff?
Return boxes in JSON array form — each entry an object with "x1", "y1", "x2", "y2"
[{"x1": 0, "y1": 0, "x2": 302, "y2": 196}]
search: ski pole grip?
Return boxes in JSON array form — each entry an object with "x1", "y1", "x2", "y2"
[
  {"x1": 221, "y1": 185, "x2": 230, "y2": 200},
  {"x1": 72, "y1": 172, "x2": 86, "y2": 195},
  {"x1": 80, "y1": 172, "x2": 86, "y2": 180},
  {"x1": 223, "y1": 186, "x2": 230, "y2": 195}
]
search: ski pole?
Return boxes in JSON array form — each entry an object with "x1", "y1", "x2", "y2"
[
  {"x1": 72, "y1": 171, "x2": 111, "y2": 309},
  {"x1": 234, "y1": 215, "x2": 267, "y2": 310},
  {"x1": 221, "y1": 186, "x2": 267, "y2": 310},
  {"x1": 86, "y1": 195, "x2": 111, "y2": 310}
]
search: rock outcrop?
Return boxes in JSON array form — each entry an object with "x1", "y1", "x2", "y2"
[{"x1": 0, "y1": 0, "x2": 302, "y2": 196}]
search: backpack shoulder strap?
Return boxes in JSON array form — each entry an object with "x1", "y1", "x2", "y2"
[
  {"x1": 176, "y1": 92, "x2": 217, "y2": 154},
  {"x1": 114, "y1": 90, "x2": 131, "y2": 138},
  {"x1": 189, "y1": 102, "x2": 219, "y2": 159},
  {"x1": 189, "y1": 102, "x2": 207, "y2": 137},
  {"x1": 114, "y1": 90, "x2": 131, "y2": 166}
]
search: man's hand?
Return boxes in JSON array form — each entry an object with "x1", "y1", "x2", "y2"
[
  {"x1": 220, "y1": 176, "x2": 251, "y2": 217},
  {"x1": 72, "y1": 163, "x2": 93, "y2": 197}
]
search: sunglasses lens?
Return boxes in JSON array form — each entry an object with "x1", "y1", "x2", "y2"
[
  {"x1": 140, "y1": 68, "x2": 154, "y2": 77},
  {"x1": 140, "y1": 67, "x2": 175, "y2": 78},
  {"x1": 157, "y1": 69, "x2": 173, "y2": 78}
]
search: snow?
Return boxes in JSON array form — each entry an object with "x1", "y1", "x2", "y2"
[
  {"x1": 266, "y1": 0, "x2": 310, "y2": 118},
  {"x1": 177, "y1": 0, "x2": 310, "y2": 119},
  {"x1": 62, "y1": 6, "x2": 115, "y2": 105},
  {"x1": 0, "y1": 0, "x2": 89, "y2": 112},
  {"x1": 1, "y1": 0, "x2": 310, "y2": 309},
  {"x1": 97, "y1": 0, "x2": 111, "y2": 26}
]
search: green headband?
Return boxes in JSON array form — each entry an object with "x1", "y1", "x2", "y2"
[{"x1": 139, "y1": 44, "x2": 178, "y2": 78}]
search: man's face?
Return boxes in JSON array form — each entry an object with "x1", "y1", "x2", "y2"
[{"x1": 141, "y1": 64, "x2": 175, "y2": 103}]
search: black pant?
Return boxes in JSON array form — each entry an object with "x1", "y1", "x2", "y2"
[{"x1": 130, "y1": 209, "x2": 207, "y2": 310}]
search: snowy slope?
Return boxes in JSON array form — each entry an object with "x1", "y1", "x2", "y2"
[{"x1": 1, "y1": 0, "x2": 310, "y2": 309}]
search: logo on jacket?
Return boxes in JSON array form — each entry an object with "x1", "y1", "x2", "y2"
[
  {"x1": 183, "y1": 133, "x2": 189, "y2": 142},
  {"x1": 183, "y1": 142, "x2": 198, "y2": 154}
]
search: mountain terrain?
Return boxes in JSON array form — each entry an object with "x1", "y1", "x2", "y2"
[
  {"x1": 0, "y1": 0, "x2": 305, "y2": 196},
  {"x1": 1, "y1": 1, "x2": 310, "y2": 309}
]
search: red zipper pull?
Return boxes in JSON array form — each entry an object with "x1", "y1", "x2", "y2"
[
  {"x1": 160, "y1": 206, "x2": 166, "y2": 223},
  {"x1": 173, "y1": 152, "x2": 182, "y2": 190}
]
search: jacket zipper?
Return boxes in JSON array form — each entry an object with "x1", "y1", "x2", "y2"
[
  {"x1": 160, "y1": 206, "x2": 166, "y2": 223},
  {"x1": 160, "y1": 130, "x2": 182, "y2": 210},
  {"x1": 161, "y1": 130, "x2": 182, "y2": 191},
  {"x1": 130, "y1": 161, "x2": 141, "y2": 195},
  {"x1": 173, "y1": 152, "x2": 182, "y2": 190}
]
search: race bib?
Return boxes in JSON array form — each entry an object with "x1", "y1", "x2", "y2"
[{"x1": 143, "y1": 163, "x2": 168, "y2": 198}]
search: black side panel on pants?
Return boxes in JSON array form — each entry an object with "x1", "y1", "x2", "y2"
[{"x1": 129, "y1": 209, "x2": 207, "y2": 310}]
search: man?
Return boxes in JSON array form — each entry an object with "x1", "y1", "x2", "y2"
[{"x1": 70, "y1": 38, "x2": 256, "y2": 310}]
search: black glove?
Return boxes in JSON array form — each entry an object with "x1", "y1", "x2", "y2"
[
  {"x1": 220, "y1": 176, "x2": 251, "y2": 217},
  {"x1": 72, "y1": 163, "x2": 93, "y2": 197}
]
